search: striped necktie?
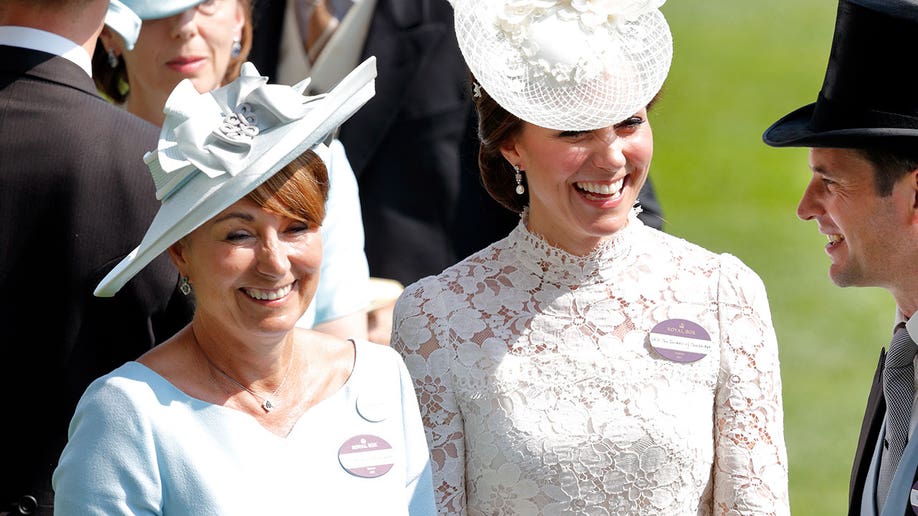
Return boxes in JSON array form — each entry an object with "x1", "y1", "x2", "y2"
[{"x1": 876, "y1": 325, "x2": 916, "y2": 509}]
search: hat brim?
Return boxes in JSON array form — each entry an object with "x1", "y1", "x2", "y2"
[
  {"x1": 763, "y1": 103, "x2": 918, "y2": 147},
  {"x1": 94, "y1": 58, "x2": 378, "y2": 298},
  {"x1": 105, "y1": 0, "x2": 208, "y2": 49},
  {"x1": 132, "y1": 0, "x2": 207, "y2": 20}
]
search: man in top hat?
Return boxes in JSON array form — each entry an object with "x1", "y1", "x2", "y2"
[
  {"x1": 763, "y1": 0, "x2": 918, "y2": 514},
  {"x1": 0, "y1": 1, "x2": 193, "y2": 514}
]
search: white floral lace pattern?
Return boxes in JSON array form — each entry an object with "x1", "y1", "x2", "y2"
[{"x1": 391, "y1": 215, "x2": 789, "y2": 515}]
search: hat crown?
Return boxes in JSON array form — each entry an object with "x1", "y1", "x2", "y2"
[
  {"x1": 452, "y1": 0, "x2": 672, "y2": 131},
  {"x1": 493, "y1": 0, "x2": 665, "y2": 83},
  {"x1": 764, "y1": 0, "x2": 918, "y2": 147},
  {"x1": 814, "y1": 0, "x2": 918, "y2": 127}
]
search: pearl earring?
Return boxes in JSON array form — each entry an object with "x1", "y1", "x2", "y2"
[{"x1": 513, "y1": 164, "x2": 525, "y2": 195}]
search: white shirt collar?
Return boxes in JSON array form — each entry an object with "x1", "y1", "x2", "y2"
[
  {"x1": 901, "y1": 309, "x2": 918, "y2": 340},
  {"x1": 0, "y1": 26, "x2": 93, "y2": 77}
]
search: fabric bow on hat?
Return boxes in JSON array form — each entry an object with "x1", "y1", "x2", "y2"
[
  {"x1": 149, "y1": 63, "x2": 326, "y2": 201},
  {"x1": 94, "y1": 58, "x2": 377, "y2": 298}
]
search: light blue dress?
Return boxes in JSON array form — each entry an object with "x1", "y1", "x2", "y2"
[
  {"x1": 53, "y1": 340, "x2": 435, "y2": 515},
  {"x1": 300, "y1": 138, "x2": 370, "y2": 327}
]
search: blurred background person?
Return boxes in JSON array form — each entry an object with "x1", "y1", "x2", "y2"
[
  {"x1": 0, "y1": 0, "x2": 193, "y2": 513},
  {"x1": 98, "y1": 0, "x2": 371, "y2": 340},
  {"x1": 391, "y1": 0, "x2": 789, "y2": 513},
  {"x1": 248, "y1": 0, "x2": 668, "y2": 344},
  {"x1": 53, "y1": 58, "x2": 435, "y2": 515}
]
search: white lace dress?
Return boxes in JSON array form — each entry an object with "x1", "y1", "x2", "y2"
[{"x1": 390, "y1": 212, "x2": 789, "y2": 515}]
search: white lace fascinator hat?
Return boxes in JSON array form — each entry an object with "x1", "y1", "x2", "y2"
[
  {"x1": 450, "y1": 0, "x2": 673, "y2": 130},
  {"x1": 94, "y1": 57, "x2": 378, "y2": 297}
]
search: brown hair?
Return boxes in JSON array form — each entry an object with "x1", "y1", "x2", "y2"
[
  {"x1": 247, "y1": 149, "x2": 329, "y2": 226},
  {"x1": 472, "y1": 73, "x2": 527, "y2": 214},
  {"x1": 856, "y1": 145, "x2": 918, "y2": 196},
  {"x1": 93, "y1": 0, "x2": 253, "y2": 103}
]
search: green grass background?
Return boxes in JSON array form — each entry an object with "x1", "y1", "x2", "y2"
[{"x1": 653, "y1": 2, "x2": 895, "y2": 514}]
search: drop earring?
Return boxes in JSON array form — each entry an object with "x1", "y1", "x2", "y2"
[
  {"x1": 107, "y1": 49, "x2": 119, "y2": 68},
  {"x1": 179, "y1": 276, "x2": 192, "y2": 296},
  {"x1": 513, "y1": 164, "x2": 525, "y2": 195},
  {"x1": 231, "y1": 37, "x2": 242, "y2": 58}
]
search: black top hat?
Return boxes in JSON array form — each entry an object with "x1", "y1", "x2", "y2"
[{"x1": 763, "y1": 0, "x2": 918, "y2": 148}]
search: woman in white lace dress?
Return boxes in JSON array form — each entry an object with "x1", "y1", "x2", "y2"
[{"x1": 389, "y1": 1, "x2": 790, "y2": 514}]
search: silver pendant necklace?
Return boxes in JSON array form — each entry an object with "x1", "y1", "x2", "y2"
[{"x1": 195, "y1": 332, "x2": 296, "y2": 413}]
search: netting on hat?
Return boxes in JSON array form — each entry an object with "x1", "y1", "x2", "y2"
[{"x1": 454, "y1": 1, "x2": 672, "y2": 130}]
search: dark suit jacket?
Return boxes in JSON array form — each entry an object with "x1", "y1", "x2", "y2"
[
  {"x1": 250, "y1": 0, "x2": 665, "y2": 286},
  {"x1": 850, "y1": 350, "x2": 886, "y2": 515},
  {"x1": 0, "y1": 46, "x2": 193, "y2": 515},
  {"x1": 849, "y1": 349, "x2": 918, "y2": 516}
]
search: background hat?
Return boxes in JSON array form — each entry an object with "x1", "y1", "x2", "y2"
[
  {"x1": 105, "y1": 0, "x2": 142, "y2": 50},
  {"x1": 449, "y1": 0, "x2": 673, "y2": 131},
  {"x1": 763, "y1": 0, "x2": 918, "y2": 147},
  {"x1": 116, "y1": 0, "x2": 210, "y2": 20},
  {"x1": 105, "y1": 0, "x2": 209, "y2": 50},
  {"x1": 94, "y1": 57, "x2": 378, "y2": 297}
]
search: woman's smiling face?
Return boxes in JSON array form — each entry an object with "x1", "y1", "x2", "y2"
[
  {"x1": 171, "y1": 197, "x2": 322, "y2": 338},
  {"x1": 501, "y1": 108, "x2": 654, "y2": 255}
]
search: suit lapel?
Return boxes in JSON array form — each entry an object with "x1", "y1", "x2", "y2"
[{"x1": 851, "y1": 350, "x2": 888, "y2": 515}]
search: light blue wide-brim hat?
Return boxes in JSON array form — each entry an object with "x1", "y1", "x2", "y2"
[
  {"x1": 120, "y1": 0, "x2": 211, "y2": 19},
  {"x1": 105, "y1": 0, "x2": 211, "y2": 50},
  {"x1": 94, "y1": 57, "x2": 378, "y2": 298}
]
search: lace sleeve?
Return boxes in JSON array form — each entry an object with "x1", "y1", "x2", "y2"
[
  {"x1": 712, "y1": 254, "x2": 790, "y2": 515},
  {"x1": 391, "y1": 277, "x2": 468, "y2": 515}
]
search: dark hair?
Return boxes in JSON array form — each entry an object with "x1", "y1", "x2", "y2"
[
  {"x1": 93, "y1": 0, "x2": 253, "y2": 103},
  {"x1": 471, "y1": 73, "x2": 527, "y2": 214},
  {"x1": 471, "y1": 71, "x2": 665, "y2": 214},
  {"x1": 93, "y1": 39, "x2": 128, "y2": 102},
  {"x1": 248, "y1": 149, "x2": 329, "y2": 226},
  {"x1": 856, "y1": 145, "x2": 918, "y2": 196}
]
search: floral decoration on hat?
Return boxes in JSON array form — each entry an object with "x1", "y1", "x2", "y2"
[{"x1": 451, "y1": 0, "x2": 672, "y2": 130}]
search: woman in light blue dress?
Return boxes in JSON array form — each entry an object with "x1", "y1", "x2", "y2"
[{"x1": 53, "y1": 56, "x2": 434, "y2": 515}]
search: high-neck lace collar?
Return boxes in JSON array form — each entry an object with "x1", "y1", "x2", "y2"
[{"x1": 509, "y1": 207, "x2": 644, "y2": 287}]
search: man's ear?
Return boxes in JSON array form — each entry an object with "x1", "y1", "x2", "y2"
[{"x1": 903, "y1": 166, "x2": 918, "y2": 225}]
